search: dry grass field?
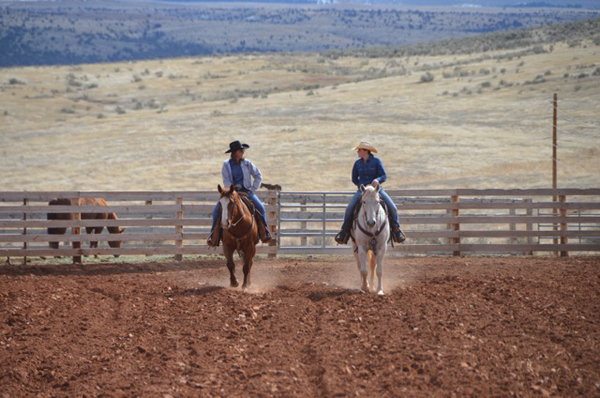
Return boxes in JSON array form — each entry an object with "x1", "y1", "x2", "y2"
[{"x1": 1, "y1": 36, "x2": 599, "y2": 192}]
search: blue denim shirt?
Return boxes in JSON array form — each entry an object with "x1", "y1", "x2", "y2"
[
  {"x1": 352, "y1": 155, "x2": 387, "y2": 188},
  {"x1": 229, "y1": 160, "x2": 244, "y2": 186},
  {"x1": 222, "y1": 158, "x2": 263, "y2": 192}
]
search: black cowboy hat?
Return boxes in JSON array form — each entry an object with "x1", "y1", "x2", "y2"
[{"x1": 225, "y1": 140, "x2": 250, "y2": 153}]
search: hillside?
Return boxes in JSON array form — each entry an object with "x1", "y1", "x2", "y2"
[
  {"x1": 1, "y1": 1, "x2": 599, "y2": 67},
  {"x1": 0, "y1": 19, "x2": 599, "y2": 192}
]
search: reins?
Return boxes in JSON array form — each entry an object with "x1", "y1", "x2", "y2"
[
  {"x1": 228, "y1": 197, "x2": 246, "y2": 228},
  {"x1": 352, "y1": 196, "x2": 387, "y2": 255},
  {"x1": 223, "y1": 194, "x2": 256, "y2": 250}
]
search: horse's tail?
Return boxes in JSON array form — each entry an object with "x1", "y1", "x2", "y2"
[{"x1": 368, "y1": 250, "x2": 376, "y2": 272}]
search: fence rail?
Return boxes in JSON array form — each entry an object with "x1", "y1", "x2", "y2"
[
  {"x1": 277, "y1": 189, "x2": 600, "y2": 256},
  {"x1": 0, "y1": 191, "x2": 278, "y2": 263},
  {"x1": 1, "y1": 189, "x2": 600, "y2": 263}
]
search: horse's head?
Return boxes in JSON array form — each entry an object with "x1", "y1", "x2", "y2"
[
  {"x1": 360, "y1": 184, "x2": 382, "y2": 228},
  {"x1": 218, "y1": 184, "x2": 241, "y2": 230}
]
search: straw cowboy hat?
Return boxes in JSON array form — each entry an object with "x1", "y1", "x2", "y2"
[
  {"x1": 353, "y1": 141, "x2": 378, "y2": 153},
  {"x1": 225, "y1": 140, "x2": 250, "y2": 153}
]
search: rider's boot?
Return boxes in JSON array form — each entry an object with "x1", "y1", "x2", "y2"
[
  {"x1": 257, "y1": 217, "x2": 272, "y2": 243},
  {"x1": 391, "y1": 225, "x2": 406, "y2": 243},
  {"x1": 206, "y1": 218, "x2": 222, "y2": 248},
  {"x1": 334, "y1": 227, "x2": 351, "y2": 245}
]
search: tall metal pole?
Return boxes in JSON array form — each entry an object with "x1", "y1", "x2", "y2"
[
  {"x1": 552, "y1": 93, "x2": 558, "y2": 254},
  {"x1": 553, "y1": 93, "x2": 558, "y2": 191}
]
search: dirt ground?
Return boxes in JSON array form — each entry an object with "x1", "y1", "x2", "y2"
[{"x1": 1, "y1": 255, "x2": 599, "y2": 397}]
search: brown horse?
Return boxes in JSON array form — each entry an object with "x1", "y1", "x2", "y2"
[
  {"x1": 218, "y1": 185, "x2": 259, "y2": 289},
  {"x1": 47, "y1": 198, "x2": 124, "y2": 256}
]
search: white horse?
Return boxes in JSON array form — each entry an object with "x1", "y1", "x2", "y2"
[{"x1": 351, "y1": 184, "x2": 390, "y2": 295}]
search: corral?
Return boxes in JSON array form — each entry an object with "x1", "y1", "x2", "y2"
[
  {"x1": 1, "y1": 189, "x2": 600, "y2": 262},
  {"x1": 1, "y1": 189, "x2": 600, "y2": 396},
  {"x1": 1, "y1": 255, "x2": 599, "y2": 396}
]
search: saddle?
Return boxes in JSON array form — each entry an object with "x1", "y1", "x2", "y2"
[
  {"x1": 232, "y1": 191, "x2": 270, "y2": 243},
  {"x1": 236, "y1": 191, "x2": 256, "y2": 215}
]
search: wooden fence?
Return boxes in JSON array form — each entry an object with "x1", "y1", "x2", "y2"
[
  {"x1": 0, "y1": 191, "x2": 278, "y2": 263},
  {"x1": 1, "y1": 189, "x2": 599, "y2": 263},
  {"x1": 277, "y1": 188, "x2": 600, "y2": 256}
]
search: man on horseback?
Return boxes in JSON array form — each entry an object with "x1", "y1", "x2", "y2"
[
  {"x1": 207, "y1": 140, "x2": 272, "y2": 247},
  {"x1": 335, "y1": 141, "x2": 406, "y2": 245}
]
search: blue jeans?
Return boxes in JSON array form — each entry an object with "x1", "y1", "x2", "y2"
[
  {"x1": 340, "y1": 188, "x2": 399, "y2": 231},
  {"x1": 211, "y1": 189, "x2": 267, "y2": 230}
]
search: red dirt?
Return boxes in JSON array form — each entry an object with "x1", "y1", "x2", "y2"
[{"x1": 1, "y1": 255, "x2": 599, "y2": 397}]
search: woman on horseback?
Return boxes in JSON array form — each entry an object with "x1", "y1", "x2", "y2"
[
  {"x1": 335, "y1": 141, "x2": 406, "y2": 245},
  {"x1": 207, "y1": 140, "x2": 272, "y2": 247}
]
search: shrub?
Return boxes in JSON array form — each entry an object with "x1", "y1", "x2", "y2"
[{"x1": 420, "y1": 72, "x2": 434, "y2": 83}]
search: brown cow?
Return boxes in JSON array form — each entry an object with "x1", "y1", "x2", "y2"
[{"x1": 47, "y1": 198, "x2": 124, "y2": 256}]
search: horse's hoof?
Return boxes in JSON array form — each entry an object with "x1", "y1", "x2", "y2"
[
  {"x1": 377, "y1": 290, "x2": 385, "y2": 296},
  {"x1": 230, "y1": 281, "x2": 239, "y2": 288}
]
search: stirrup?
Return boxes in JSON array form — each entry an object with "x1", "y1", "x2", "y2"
[
  {"x1": 261, "y1": 229, "x2": 272, "y2": 243},
  {"x1": 392, "y1": 229, "x2": 406, "y2": 243},
  {"x1": 335, "y1": 230, "x2": 350, "y2": 245},
  {"x1": 206, "y1": 229, "x2": 220, "y2": 247}
]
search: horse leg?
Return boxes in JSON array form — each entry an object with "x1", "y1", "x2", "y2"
[
  {"x1": 49, "y1": 227, "x2": 66, "y2": 258},
  {"x1": 224, "y1": 246, "x2": 238, "y2": 287},
  {"x1": 242, "y1": 246, "x2": 256, "y2": 289},
  {"x1": 375, "y1": 246, "x2": 387, "y2": 296},
  {"x1": 368, "y1": 251, "x2": 376, "y2": 293},
  {"x1": 354, "y1": 244, "x2": 369, "y2": 293},
  {"x1": 86, "y1": 227, "x2": 98, "y2": 257}
]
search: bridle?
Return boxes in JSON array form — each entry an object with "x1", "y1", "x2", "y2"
[
  {"x1": 227, "y1": 195, "x2": 246, "y2": 228},
  {"x1": 353, "y1": 194, "x2": 387, "y2": 255},
  {"x1": 223, "y1": 192, "x2": 256, "y2": 244}
]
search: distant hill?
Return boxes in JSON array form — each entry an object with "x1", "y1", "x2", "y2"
[
  {"x1": 1, "y1": 0, "x2": 598, "y2": 67},
  {"x1": 337, "y1": 16, "x2": 600, "y2": 57}
]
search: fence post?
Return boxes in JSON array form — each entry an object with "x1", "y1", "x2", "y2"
[
  {"x1": 72, "y1": 198, "x2": 82, "y2": 264},
  {"x1": 145, "y1": 200, "x2": 153, "y2": 256},
  {"x1": 322, "y1": 194, "x2": 327, "y2": 248},
  {"x1": 175, "y1": 197, "x2": 183, "y2": 262},
  {"x1": 268, "y1": 192, "x2": 278, "y2": 258},
  {"x1": 300, "y1": 198, "x2": 307, "y2": 247},
  {"x1": 525, "y1": 199, "x2": 533, "y2": 255},
  {"x1": 509, "y1": 207, "x2": 517, "y2": 247},
  {"x1": 452, "y1": 195, "x2": 461, "y2": 256},
  {"x1": 23, "y1": 198, "x2": 28, "y2": 265},
  {"x1": 446, "y1": 205, "x2": 452, "y2": 247},
  {"x1": 559, "y1": 195, "x2": 569, "y2": 257}
]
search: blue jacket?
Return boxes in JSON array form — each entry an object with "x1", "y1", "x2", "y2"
[
  {"x1": 352, "y1": 155, "x2": 387, "y2": 188},
  {"x1": 222, "y1": 158, "x2": 263, "y2": 193}
]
